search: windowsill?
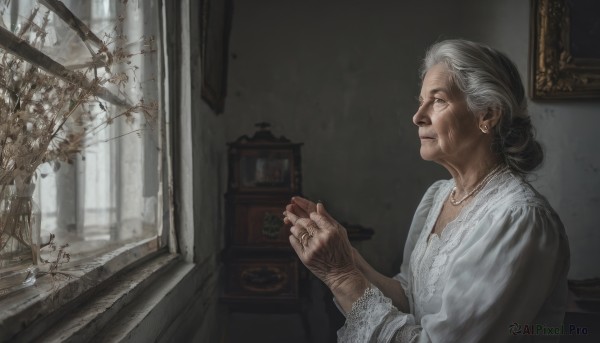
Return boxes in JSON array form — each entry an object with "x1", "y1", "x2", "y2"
[{"x1": 0, "y1": 236, "x2": 164, "y2": 341}]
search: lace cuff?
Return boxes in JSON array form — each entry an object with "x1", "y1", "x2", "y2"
[
  {"x1": 338, "y1": 286, "x2": 414, "y2": 342},
  {"x1": 346, "y1": 287, "x2": 378, "y2": 321},
  {"x1": 332, "y1": 286, "x2": 377, "y2": 318}
]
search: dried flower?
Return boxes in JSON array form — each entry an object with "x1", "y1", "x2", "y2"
[
  {"x1": 0, "y1": 1, "x2": 157, "y2": 185},
  {"x1": 0, "y1": 0, "x2": 157, "y2": 279}
]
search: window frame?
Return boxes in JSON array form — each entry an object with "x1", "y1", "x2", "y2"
[{"x1": 0, "y1": 0, "x2": 191, "y2": 340}]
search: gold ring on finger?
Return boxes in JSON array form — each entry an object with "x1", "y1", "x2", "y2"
[{"x1": 300, "y1": 232, "x2": 310, "y2": 246}]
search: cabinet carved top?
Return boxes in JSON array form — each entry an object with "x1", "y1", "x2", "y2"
[{"x1": 228, "y1": 122, "x2": 303, "y2": 147}]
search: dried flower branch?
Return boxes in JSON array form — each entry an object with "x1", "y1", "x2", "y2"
[
  {"x1": 0, "y1": 2, "x2": 157, "y2": 186},
  {"x1": 38, "y1": 233, "x2": 71, "y2": 277},
  {"x1": 0, "y1": 1, "x2": 157, "y2": 284},
  {"x1": 38, "y1": 0, "x2": 106, "y2": 49}
]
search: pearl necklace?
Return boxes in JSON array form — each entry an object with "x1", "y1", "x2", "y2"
[{"x1": 450, "y1": 164, "x2": 506, "y2": 206}]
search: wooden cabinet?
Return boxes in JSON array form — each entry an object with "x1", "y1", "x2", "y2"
[{"x1": 221, "y1": 123, "x2": 306, "y2": 308}]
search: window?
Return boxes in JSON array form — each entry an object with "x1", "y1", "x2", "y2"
[
  {"x1": 0, "y1": 0, "x2": 168, "y2": 305},
  {"x1": 29, "y1": 0, "x2": 164, "y2": 259}
]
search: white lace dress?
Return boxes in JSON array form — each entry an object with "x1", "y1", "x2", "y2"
[{"x1": 337, "y1": 170, "x2": 570, "y2": 342}]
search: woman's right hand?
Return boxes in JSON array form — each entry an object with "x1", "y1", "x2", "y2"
[
  {"x1": 283, "y1": 196, "x2": 318, "y2": 226},
  {"x1": 285, "y1": 197, "x2": 365, "y2": 274},
  {"x1": 284, "y1": 201, "x2": 369, "y2": 313}
]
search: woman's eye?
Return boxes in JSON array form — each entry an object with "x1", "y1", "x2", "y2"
[{"x1": 433, "y1": 98, "x2": 446, "y2": 104}]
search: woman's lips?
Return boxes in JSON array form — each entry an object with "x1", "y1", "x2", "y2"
[{"x1": 419, "y1": 131, "x2": 435, "y2": 139}]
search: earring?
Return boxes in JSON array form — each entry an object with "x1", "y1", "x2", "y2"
[{"x1": 480, "y1": 124, "x2": 489, "y2": 133}]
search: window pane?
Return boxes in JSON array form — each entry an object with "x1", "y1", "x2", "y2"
[{"x1": 1, "y1": 0, "x2": 161, "y2": 262}]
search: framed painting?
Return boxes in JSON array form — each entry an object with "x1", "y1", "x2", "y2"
[
  {"x1": 530, "y1": 0, "x2": 600, "y2": 99},
  {"x1": 200, "y1": 0, "x2": 233, "y2": 113}
]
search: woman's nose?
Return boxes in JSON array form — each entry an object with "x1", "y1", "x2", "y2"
[{"x1": 412, "y1": 106, "x2": 429, "y2": 127}]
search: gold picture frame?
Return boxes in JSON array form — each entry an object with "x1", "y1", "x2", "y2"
[{"x1": 530, "y1": 0, "x2": 600, "y2": 99}]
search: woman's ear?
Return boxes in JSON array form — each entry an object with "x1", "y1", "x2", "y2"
[{"x1": 479, "y1": 107, "x2": 502, "y2": 131}]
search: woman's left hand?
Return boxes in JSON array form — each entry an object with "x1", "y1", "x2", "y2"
[{"x1": 284, "y1": 201, "x2": 363, "y2": 293}]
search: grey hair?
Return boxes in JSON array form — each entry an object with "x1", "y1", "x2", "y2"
[{"x1": 421, "y1": 39, "x2": 543, "y2": 175}]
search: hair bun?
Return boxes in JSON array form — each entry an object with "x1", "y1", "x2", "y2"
[{"x1": 498, "y1": 116, "x2": 544, "y2": 173}]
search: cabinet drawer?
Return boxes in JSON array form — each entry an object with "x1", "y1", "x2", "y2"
[{"x1": 224, "y1": 258, "x2": 298, "y2": 299}]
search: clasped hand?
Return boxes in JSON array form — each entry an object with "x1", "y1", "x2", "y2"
[{"x1": 283, "y1": 197, "x2": 361, "y2": 292}]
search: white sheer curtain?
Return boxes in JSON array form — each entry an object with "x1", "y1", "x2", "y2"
[{"x1": 5, "y1": 0, "x2": 160, "y2": 256}]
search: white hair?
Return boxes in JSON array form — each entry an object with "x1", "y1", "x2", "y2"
[{"x1": 421, "y1": 39, "x2": 543, "y2": 174}]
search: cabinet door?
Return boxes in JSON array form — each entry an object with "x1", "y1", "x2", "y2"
[
  {"x1": 234, "y1": 203, "x2": 289, "y2": 245},
  {"x1": 224, "y1": 258, "x2": 299, "y2": 300}
]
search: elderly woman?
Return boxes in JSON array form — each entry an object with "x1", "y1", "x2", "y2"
[{"x1": 283, "y1": 39, "x2": 570, "y2": 342}]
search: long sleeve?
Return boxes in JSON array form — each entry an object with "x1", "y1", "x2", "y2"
[
  {"x1": 414, "y1": 205, "x2": 569, "y2": 343},
  {"x1": 337, "y1": 178, "x2": 569, "y2": 343}
]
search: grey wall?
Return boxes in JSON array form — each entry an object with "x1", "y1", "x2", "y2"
[
  {"x1": 223, "y1": 0, "x2": 600, "y2": 280},
  {"x1": 173, "y1": 0, "x2": 227, "y2": 341}
]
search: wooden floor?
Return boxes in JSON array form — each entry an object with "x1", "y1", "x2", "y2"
[
  {"x1": 227, "y1": 312, "x2": 312, "y2": 343},
  {"x1": 221, "y1": 278, "x2": 339, "y2": 343}
]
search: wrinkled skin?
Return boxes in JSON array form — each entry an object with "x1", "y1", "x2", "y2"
[{"x1": 284, "y1": 197, "x2": 363, "y2": 293}]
